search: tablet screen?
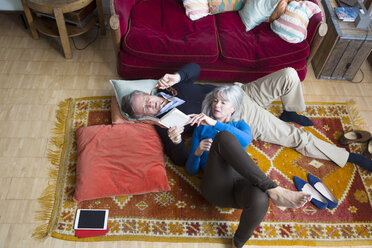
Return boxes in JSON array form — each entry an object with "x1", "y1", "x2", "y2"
[{"x1": 75, "y1": 209, "x2": 108, "y2": 229}]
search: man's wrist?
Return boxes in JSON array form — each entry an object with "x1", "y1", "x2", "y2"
[{"x1": 174, "y1": 73, "x2": 181, "y2": 84}]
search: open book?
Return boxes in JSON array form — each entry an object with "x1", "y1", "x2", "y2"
[{"x1": 139, "y1": 108, "x2": 190, "y2": 128}]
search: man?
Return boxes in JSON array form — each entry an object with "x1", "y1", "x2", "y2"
[
  {"x1": 122, "y1": 63, "x2": 215, "y2": 166},
  {"x1": 121, "y1": 63, "x2": 372, "y2": 171}
]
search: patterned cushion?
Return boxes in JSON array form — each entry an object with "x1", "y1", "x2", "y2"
[
  {"x1": 208, "y1": 0, "x2": 245, "y2": 14},
  {"x1": 271, "y1": 1, "x2": 321, "y2": 43},
  {"x1": 183, "y1": 0, "x2": 210, "y2": 20}
]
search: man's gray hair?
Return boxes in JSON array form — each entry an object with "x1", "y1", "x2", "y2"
[
  {"x1": 121, "y1": 90, "x2": 146, "y2": 119},
  {"x1": 201, "y1": 85, "x2": 244, "y2": 122}
]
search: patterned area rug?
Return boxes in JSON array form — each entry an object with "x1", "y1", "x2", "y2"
[{"x1": 33, "y1": 97, "x2": 372, "y2": 246}]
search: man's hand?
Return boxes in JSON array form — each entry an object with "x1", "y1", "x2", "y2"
[
  {"x1": 157, "y1": 73, "x2": 181, "y2": 89},
  {"x1": 194, "y1": 139, "x2": 213, "y2": 156},
  {"x1": 167, "y1": 126, "x2": 184, "y2": 144},
  {"x1": 189, "y1": 113, "x2": 217, "y2": 127}
]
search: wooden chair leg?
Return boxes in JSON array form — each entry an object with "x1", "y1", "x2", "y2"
[
  {"x1": 21, "y1": 0, "x2": 39, "y2": 39},
  {"x1": 54, "y1": 7, "x2": 72, "y2": 59},
  {"x1": 20, "y1": 14, "x2": 28, "y2": 29},
  {"x1": 96, "y1": 0, "x2": 106, "y2": 35}
]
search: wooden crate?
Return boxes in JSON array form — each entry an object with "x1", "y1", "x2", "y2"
[{"x1": 312, "y1": 0, "x2": 372, "y2": 80}]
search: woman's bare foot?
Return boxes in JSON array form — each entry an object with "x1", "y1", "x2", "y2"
[{"x1": 266, "y1": 186, "x2": 311, "y2": 208}]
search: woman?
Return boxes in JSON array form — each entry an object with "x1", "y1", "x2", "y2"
[{"x1": 171, "y1": 86, "x2": 311, "y2": 248}]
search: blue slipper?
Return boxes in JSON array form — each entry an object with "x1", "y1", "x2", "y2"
[
  {"x1": 308, "y1": 174, "x2": 338, "y2": 209},
  {"x1": 293, "y1": 176, "x2": 328, "y2": 209}
]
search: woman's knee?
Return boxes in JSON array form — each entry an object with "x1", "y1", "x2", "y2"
[
  {"x1": 214, "y1": 131, "x2": 237, "y2": 147},
  {"x1": 215, "y1": 130, "x2": 232, "y2": 141}
]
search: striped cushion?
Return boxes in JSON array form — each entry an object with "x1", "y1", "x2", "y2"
[
  {"x1": 271, "y1": 1, "x2": 320, "y2": 43},
  {"x1": 183, "y1": 0, "x2": 210, "y2": 20}
]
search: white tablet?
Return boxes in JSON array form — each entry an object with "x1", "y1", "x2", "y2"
[{"x1": 74, "y1": 209, "x2": 109, "y2": 230}]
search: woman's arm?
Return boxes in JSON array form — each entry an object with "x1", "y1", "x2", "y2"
[
  {"x1": 186, "y1": 126, "x2": 203, "y2": 175},
  {"x1": 214, "y1": 121, "x2": 252, "y2": 147},
  {"x1": 189, "y1": 113, "x2": 252, "y2": 147}
]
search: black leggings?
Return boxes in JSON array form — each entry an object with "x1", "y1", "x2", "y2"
[{"x1": 201, "y1": 131, "x2": 277, "y2": 248}]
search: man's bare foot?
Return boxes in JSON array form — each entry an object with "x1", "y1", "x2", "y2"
[{"x1": 266, "y1": 186, "x2": 311, "y2": 208}]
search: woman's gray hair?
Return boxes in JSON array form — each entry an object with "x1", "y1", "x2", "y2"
[
  {"x1": 201, "y1": 85, "x2": 244, "y2": 122},
  {"x1": 121, "y1": 90, "x2": 146, "y2": 118}
]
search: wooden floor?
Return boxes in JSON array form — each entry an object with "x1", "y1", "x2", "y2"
[{"x1": 0, "y1": 13, "x2": 371, "y2": 248}]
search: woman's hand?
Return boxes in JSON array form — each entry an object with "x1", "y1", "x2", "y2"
[
  {"x1": 188, "y1": 113, "x2": 217, "y2": 127},
  {"x1": 157, "y1": 73, "x2": 181, "y2": 89},
  {"x1": 167, "y1": 126, "x2": 184, "y2": 144},
  {"x1": 194, "y1": 138, "x2": 213, "y2": 156}
]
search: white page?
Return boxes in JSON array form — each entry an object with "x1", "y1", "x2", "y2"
[{"x1": 159, "y1": 108, "x2": 190, "y2": 128}]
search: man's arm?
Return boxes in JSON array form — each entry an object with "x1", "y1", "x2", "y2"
[
  {"x1": 176, "y1": 63, "x2": 201, "y2": 84},
  {"x1": 154, "y1": 125, "x2": 189, "y2": 167},
  {"x1": 157, "y1": 63, "x2": 200, "y2": 89}
]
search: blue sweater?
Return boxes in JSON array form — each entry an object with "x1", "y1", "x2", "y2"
[{"x1": 185, "y1": 121, "x2": 252, "y2": 175}]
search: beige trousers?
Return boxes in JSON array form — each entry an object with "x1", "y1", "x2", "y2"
[{"x1": 238, "y1": 68, "x2": 349, "y2": 167}]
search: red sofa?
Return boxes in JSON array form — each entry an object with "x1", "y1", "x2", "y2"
[{"x1": 110, "y1": 0, "x2": 326, "y2": 82}]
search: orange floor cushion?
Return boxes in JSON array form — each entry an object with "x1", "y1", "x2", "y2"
[{"x1": 73, "y1": 122, "x2": 170, "y2": 202}]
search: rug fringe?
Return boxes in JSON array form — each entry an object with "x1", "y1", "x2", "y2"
[
  {"x1": 32, "y1": 98, "x2": 72, "y2": 239},
  {"x1": 346, "y1": 100, "x2": 367, "y2": 130}
]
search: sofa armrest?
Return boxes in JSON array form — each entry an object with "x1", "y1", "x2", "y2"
[
  {"x1": 306, "y1": 0, "x2": 328, "y2": 66},
  {"x1": 110, "y1": 14, "x2": 120, "y2": 57},
  {"x1": 109, "y1": 0, "x2": 139, "y2": 57}
]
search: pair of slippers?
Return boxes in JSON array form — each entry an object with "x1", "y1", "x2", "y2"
[
  {"x1": 339, "y1": 130, "x2": 372, "y2": 159},
  {"x1": 294, "y1": 174, "x2": 338, "y2": 209}
]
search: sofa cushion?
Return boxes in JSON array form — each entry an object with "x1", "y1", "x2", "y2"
[
  {"x1": 215, "y1": 11, "x2": 310, "y2": 68},
  {"x1": 117, "y1": 48, "x2": 308, "y2": 82},
  {"x1": 122, "y1": 0, "x2": 219, "y2": 64}
]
